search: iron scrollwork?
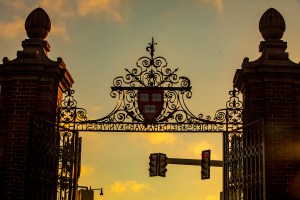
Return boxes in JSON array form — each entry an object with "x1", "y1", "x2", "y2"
[
  {"x1": 55, "y1": 38, "x2": 270, "y2": 200},
  {"x1": 58, "y1": 90, "x2": 87, "y2": 130},
  {"x1": 26, "y1": 116, "x2": 59, "y2": 199},
  {"x1": 112, "y1": 38, "x2": 189, "y2": 89},
  {"x1": 58, "y1": 38, "x2": 243, "y2": 132},
  {"x1": 214, "y1": 88, "x2": 243, "y2": 131}
]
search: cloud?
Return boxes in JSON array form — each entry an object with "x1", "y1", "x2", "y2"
[
  {"x1": 50, "y1": 23, "x2": 71, "y2": 42},
  {"x1": 110, "y1": 180, "x2": 152, "y2": 193},
  {"x1": 213, "y1": 0, "x2": 223, "y2": 12},
  {"x1": 80, "y1": 165, "x2": 95, "y2": 176},
  {"x1": 200, "y1": 0, "x2": 224, "y2": 12},
  {"x1": 40, "y1": 0, "x2": 131, "y2": 23},
  {"x1": 77, "y1": 0, "x2": 129, "y2": 23},
  {"x1": 0, "y1": 0, "x2": 131, "y2": 41},
  {"x1": 11, "y1": 0, "x2": 28, "y2": 10},
  {"x1": 206, "y1": 194, "x2": 219, "y2": 200},
  {"x1": 0, "y1": 17, "x2": 24, "y2": 39},
  {"x1": 188, "y1": 140, "x2": 221, "y2": 160},
  {"x1": 38, "y1": 0, "x2": 75, "y2": 41},
  {"x1": 40, "y1": 0, "x2": 76, "y2": 19},
  {"x1": 140, "y1": 133, "x2": 177, "y2": 145},
  {"x1": 0, "y1": 0, "x2": 73, "y2": 41},
  {"x1": 189, "y1": 140, "x2": 212, "y2": 155},
  {"x1": 0, "y1": 0, "x2": 29, "y2": 11}
]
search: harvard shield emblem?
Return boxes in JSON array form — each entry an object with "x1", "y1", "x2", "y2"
[{"x1": 138, "y1": 89, "x2": 164, "y2": 124}]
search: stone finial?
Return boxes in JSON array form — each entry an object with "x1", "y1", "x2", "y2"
[
  {"x1": 25, "y1": 7, "x2": 51, "y2": 39},
  {"x1": 259, "y1": 8, "x2": 285, "y2": 40}
]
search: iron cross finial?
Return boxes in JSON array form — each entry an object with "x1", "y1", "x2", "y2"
[{"x1": 146, "y1": 37, "x2": 157, "y2": 59}]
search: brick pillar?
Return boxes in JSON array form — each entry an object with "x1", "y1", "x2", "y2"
[
  {"x1": 0, "y1": 8, "x2": 73, "y2": 199},
  {"x1": 234, "y1": 8, "x2": 300, "y2": 199}
]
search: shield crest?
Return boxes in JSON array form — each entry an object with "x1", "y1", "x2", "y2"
[{"x1": 138, "y1": 89, "x2": 164, "y2": 124}]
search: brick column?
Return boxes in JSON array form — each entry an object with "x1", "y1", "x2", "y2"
[
  {"x1": 0, "y1": 8, "x2": 73, "y2": 199},
  {"x1": 234, "y1": 8, "x2": 300, "y2": 199}
]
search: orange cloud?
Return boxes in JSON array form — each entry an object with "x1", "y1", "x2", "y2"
[
  {"x1": 40, "y1": 0, "x2": 76, "y2": 18},
  {"x1": 206, "y1": 194, "x2": 219, "y2": 200},
  {"x1": 110, "y1": 180, "x2": 152, "y2": 193},
  {"x1": 12, "y1": 0, "x2": 28, "y2": 10},
  {"x1": 0, "y1": 0, "x2": 130, "y2": 41},
  {"x1": 77, "y1": 0, "x2": 129, "y2": 23},
  {"x1": 200, "y1": 0, "x2": 223, "y2": 12},
  {"x1": 0, "y1": 17, "x2": 24, "y2": 39},
  {"x1": 189, "y1": 141, "x2": 212, "y2": 154},
  {"x1": 50, "y1": 23, "x2": 71, "y2": 42},
  {"x1": 140, "y1": 133, "x2": 177, "y2": 145},
  {"x1": 188, "y1": 140, "x2": 220, "y2": 159},
  {"x1": 0, "y1": 0, "x2": 29, "y2": 11},
  {"x1": 80, "y1": 165, "x2": 95, "y2": 176},
  {"x1": 39, "y1": 0, "x2": 74, "y2": 41},
  {"x1": 213, "y1": 0, "x2": 223, "y2": 12}
]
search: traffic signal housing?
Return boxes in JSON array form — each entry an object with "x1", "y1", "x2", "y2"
[
  {"x1": 149, "y1": 153, "x2": 168, "y2": 177},
  {"x1": 201, "y1": 150, "x2": 211, "y2": 180},
  {"x1": 158, "y1": 153, "x2": 168, "y2": 177},
  {"x1": 149, "y1": 153, "x2": 158, "y2": 177}
]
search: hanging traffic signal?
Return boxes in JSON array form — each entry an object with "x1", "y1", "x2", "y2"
[
  {"x1": 201, "y1": 150, "x2": 211, "y2": 180},
  {"x1": 149, "y1": 153, "x2": 159, "y2": 177},
  {"x1": 149, "y1": 153, "x2": 168, "y2": 177},
  {"x1": 158, "y1": 153, "x2": 168, "y2": 177}
]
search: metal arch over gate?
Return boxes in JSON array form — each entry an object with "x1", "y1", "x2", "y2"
[
  {"x1": 57, "y1": 38, "x2": 243, "y2": 133},
  {"x1": 55, "y1": 38, "x2": 266, "y2": 200}
]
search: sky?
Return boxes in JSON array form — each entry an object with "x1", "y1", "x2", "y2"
[{"x1": 1, "y1": 0, "x2": 300, "y2": 200}]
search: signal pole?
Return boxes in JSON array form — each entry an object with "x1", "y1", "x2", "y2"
[
  {"x1": 148, "y1": 151, "x2": 223, "y2": 179},
  {"x1": 167, "y1": 149, "x2": 222, "y2": 168},
  {"x1": 167, "y1": 158, "x2": 223, "y2": 167}
]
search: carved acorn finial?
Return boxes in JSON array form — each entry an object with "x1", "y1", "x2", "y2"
[
  {"x1": 25, "y1": 7, "x2": 51, "y2": 39},
  {"x1": 259, "y1": 8, "x2": 285, "y2": 40}
]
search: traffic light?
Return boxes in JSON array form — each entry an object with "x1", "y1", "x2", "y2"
[
  {"x1": 149, "y1": 153, "x2": 158, "y2": 177},
  {"x1": 201, "y1": 150, "x2": 211, "y2": 180},
  {"x1": 158, "y1": 153, "x2": 168, "y2": 177}
]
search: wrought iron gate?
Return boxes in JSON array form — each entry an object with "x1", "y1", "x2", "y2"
[
  {"x1": 25, "y1": 38, "x2": 267, "y2": 200},
  {"x1": 27, "y1": 116, "x2": 81, "y2": 200},
  {"x1": 26, "y1": 116, "x2": 59, "y2": 200},
  {"x1": 56, "y1": 38, "x2": 249, "y2": 200},
  {"x1": 223, "y1": 118, "x2": 265, "y2": 200},
  {"x1": 57, "y1": 129, "x2": 81, "y2": 200}
]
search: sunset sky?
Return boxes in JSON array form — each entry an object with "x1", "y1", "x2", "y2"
[{"x1": 1, "y1": 0, "x2": 300, "y2": 200}]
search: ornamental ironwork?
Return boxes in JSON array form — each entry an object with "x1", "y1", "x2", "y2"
[
  {"x1": 57, "y1": 38, "x2": 243, "y2": 132},
  {"x1": 27, "y1": 116, "x2": 81, "y2": 200},
  {"x1": 57, "y1": 129, "x2": 81, "y2": 200},
  {"x1": 223, "y1": 119, "x2": 265, "y2": 200},
  {"x1": 54, "y1": 38, "x2": 272, "y2": 200},
  {"x1": 26, "y1": 116, "x2": 59, "y2": 199}
]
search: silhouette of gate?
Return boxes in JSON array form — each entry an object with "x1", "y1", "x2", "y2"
[
  {"x1": 26, "y1": 116, "x2": 58, "y2": 200},
  {"x1": 27, "y1": 116, "x2": 81, "y2": 200},
  {"x1": 55, "y1": 38, "x2": 265, "y2": 200},
  {"x1": 223, "y1": 119, "x2": 265, "y2": 200}
]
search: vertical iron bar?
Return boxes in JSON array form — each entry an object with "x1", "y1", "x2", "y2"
[
  {"x1": 224, "y1": 108, "x2": 228, "y2": 200},
  {"x1": 55, "y1": 107, "x2": 60, "y2": 200},
  {"x1": 262, "y1": 119, "x2": 266, "y2": 200},
  {"x1": 72, "y1": 131, "x2": 79, "y2": 200}
]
